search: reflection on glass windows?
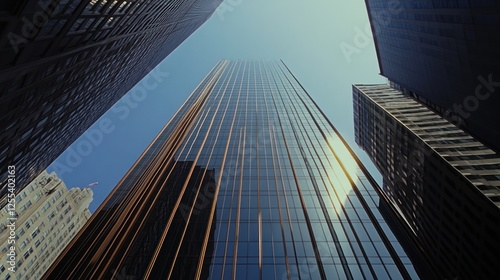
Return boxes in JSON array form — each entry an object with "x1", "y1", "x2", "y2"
[{"x1": 45, "y1": 61, "x2": 420, "y2": 279}]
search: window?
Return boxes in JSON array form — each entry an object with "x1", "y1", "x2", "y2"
[
  {"x1": 31, "y1": 228, "x2": 40, "y2": 238},
  {"x1": 42, "y1": 202, "x2": 51, "y2": 213},
  {"x1": 23, "y1": 247, "x2": 33, "y2": 260},
  {"x1": 39, "y1": 243, "x2": 47, "y2": 253},
  {"x1": 58, "y1": 199, "x2": 67, "y2": 210},
  {"x1": 48, "y1": 211, "x2": 56, "y2": 220}
]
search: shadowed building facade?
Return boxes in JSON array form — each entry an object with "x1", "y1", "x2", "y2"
[
  {"x1": 365, "y1": 0, "x2": 500, "y2": 152},
  {"x1": 44, "y1": 61, "x2": 424, "y2": 279},
  {"x1": 353, "y1": 84, "x2": 500, "y2": 279},
  {"x1": 0, "y1": 0, "x2": 222, "y2": 198}
]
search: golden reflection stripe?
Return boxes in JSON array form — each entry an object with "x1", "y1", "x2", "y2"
[
  {"x1": 263, "y1": 63, "x2": 300, "y2": 279},
  {"x1": 175, "y1": 61, "x2": 238, "y2": 163},
  {"x1": 231, "y1": 126, "x2": 245, "y2": 280},
  {"x1": 194, "y1": 60, "x2": 243, "y2": 280},
  {"x1": 89, "y1": 54, "x2": 229, "y2": 276},
  {"x1": 41, "y1": 61, "x2": 226, "y2": 279},
  {"x1": 141, "y1": 60, "x2": 231, "y2": 278},
  {"x1": 69, "y1": 59, "x2": 227, "y2": 278},
  {"x1": 222, "y1": 62, "x2": 248, "y2": 277},
  {"x1": 46, "y1": 60, "x2": 224, "y2": 278},
  {"x1": 194, "y1": 61, "x2": 240, "y2": 279},
  {"x1": 260, "y1": 61, "x2": 292, "y2": 279},
  {"x1": 90, "y1": 78, "x2": 218, "y2": 278},
  {"x1": 225, "y1": 126, "x2": 244, "y2": 275},
  {"x1": 92, "y1": 59, "x2": 226, "y2": 276},
  {"x1": 167, "y1": 61, "x2": 242, "y2": 279},
  {"x1": 157, "y1": 110, "x2": 218, "y2": 277},
  {"x1": 231, "y1": 61, "x2": 248, "y2": 280},
  {"x1": 220, "y1": 136, "x2": 240, "y2": 279},
  {"x1": 204, "y1": 61, "x2": 242, "y2": 278}
]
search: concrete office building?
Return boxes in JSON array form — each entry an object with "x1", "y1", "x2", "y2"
[{"x1": 0, "y1": 170, "x2": 93, "y2": 280}]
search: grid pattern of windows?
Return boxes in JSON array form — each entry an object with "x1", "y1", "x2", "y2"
[
  {"x1": 45, "y1": 61, "x2": 418, "y2": 279},
  {"x1": 0, "y1": 0, "x2": 223, "y2": 199},
  {"x1": 353, "y1": 84, "x2": 500, "y2": 279},
  {"x1": 0, "y1": 171, "x2": 92, "y2": 280}
]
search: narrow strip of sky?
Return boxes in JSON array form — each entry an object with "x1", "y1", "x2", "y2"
[{"x1": 48, "y1": 0, "x2": 385, "y2": 212}]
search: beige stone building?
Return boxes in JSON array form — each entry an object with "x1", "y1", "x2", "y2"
[{"x1": 0, "y1": 171, "x2": 92, "y2": 280}]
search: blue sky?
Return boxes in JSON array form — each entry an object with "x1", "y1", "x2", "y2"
[{"x1": 48, "y1": 0, "x2": 386, "y2": 212}]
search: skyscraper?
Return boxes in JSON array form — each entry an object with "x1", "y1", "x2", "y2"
[
  {"x1": 353, "y1": 84, "x2": 500, "y2": 279},
  {"x1": 44, "y1": 60, "x2": 423, "y2": 279},
  {"x1": 0, "y1": 170, "x2": 93, "y2": 280},
  {"x1": 365, "y1": 0, "x2": 500, "y2": 152},
  {"x1": 0, "y1": 0, "x2": 222, "y2": 196}
]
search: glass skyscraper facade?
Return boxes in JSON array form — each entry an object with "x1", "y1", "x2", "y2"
[
  {"x1": 44, "y1": 60, "x2": 420, "y2": 279},
  {"x1": 365, "y1": 0, "x2": 500, "y2": 153},
  {"x1": 353, "y1": 84, "x2": 500, "y2": 279},
  {"x1": 0, "y1": 0, "x2": 222, "y2": 196}
]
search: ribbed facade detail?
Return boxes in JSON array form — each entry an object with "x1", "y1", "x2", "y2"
[{"x1": 353, "y1": 84, "x2": 500, "y2": 279}]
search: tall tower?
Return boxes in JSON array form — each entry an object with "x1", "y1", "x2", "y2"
[
  {"x1": 353, "y1": 84, "x2": 500, "y2": 279},
  {"x1": 0, "y1": 170, "x2": 93, "y2": 280},
  {"x1": 364, "y1": 0, "x2": 500, "y2": 152},
  {"x1": 44, "y1": 61, "x2": 423, "y2": 279},
  {"x1": 0, "y1": 0, "x2": 222, "y2": 195}
]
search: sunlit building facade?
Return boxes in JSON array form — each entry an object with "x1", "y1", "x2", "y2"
[
  {"x1": 353, "y1": 84, "x2": 500, "y2": 279},
  {"x1": 0, "y1": 170, "x2": 93, "y2": 280},
  {"x1": 365, "y1": 0, "x2": 500, "y2": 152},
  {"x1": 45, "y1": 61, "x2": 421, "y2": 279},
  {"x1": 0, "y1": 0, "x2": 222, "y2": 198}
]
